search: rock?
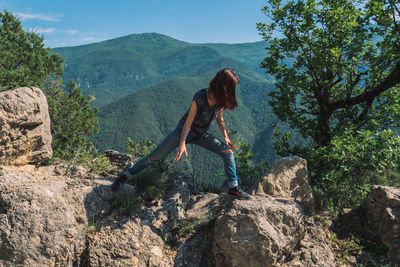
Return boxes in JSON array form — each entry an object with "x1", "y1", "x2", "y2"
[
  {"x1": 0, "y1": 167, "x2": 87, "y2": 266},
  {"x1": 54, "y1": 163, "x2": 88, "y2": 178},
  {"x1": 212, "y1": 196, "x2": 305, "y2": 267},
  {"x1": 0, "y1": 164, "x2": 133, "y2": 267},
  {"x1": 85, "y1": 218, "x2": 174, "y2": 267},
  {"x1": 251, "y1": 156, "x2": 314, "y2": 212},
  {"x1": 357, "y1": 186, "x2": 400, "y2": 263},
  {"x1": 174, "y1": 230, "x2": 214, "y2": 267},
  {"x1": 0, "y1": 87, "x2": 52, "y2": 165},
  {"x1": 0, "y1": 150, "x2": 340, "y2": 266},
  {"x1": 185, "y1": 193, "x2": 219, "y2": 220},
  {"x1": 104, "y1": 150, "x2": 132, "y2": 169},
  {"x1": 287, "y1": 215, "x2": 335, "y2": 266}
]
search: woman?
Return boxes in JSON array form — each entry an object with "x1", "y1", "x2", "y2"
[{"x1": 112, "y1": 68, "x2": 250, "y2": 200}]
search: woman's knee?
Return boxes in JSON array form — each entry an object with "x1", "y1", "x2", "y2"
[{"x1": 221, "y1": 149, "x2": 234, "y2": 159}]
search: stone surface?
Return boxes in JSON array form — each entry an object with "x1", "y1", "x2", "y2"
[
  {"x1": 0, "y1": 165, "x2": 135, "y2": 267},
  {"x1": 0, "y1": 166, "x2": 87, "y2": 266},
  {"x1": 212, "y1": 196, "x2": 305, "y2": 267},
  {"x1": 287, "y1": 215, "x2": 335, "y2": 267},
  {"x1": 174, "y1": 230, "x2": 214, "y2": 267},
  {"x1": 251, "y1": 156, "x2": 314, "y2": 212},
  {"x1": 356, "y1": 186, "x2": 400, "y2": 263},
  {"x1": 0, "y1": 164, "x2": 221, "y2": 267},
  {"x1": 85, "y1": 218, "x2": 174, "y2": 267},
  {"x1": 104, "y1": 150, "x2": 132, "y2": 170},
  {"x1": 0, "y1": 87, "x2": 52, "y2": 165}
]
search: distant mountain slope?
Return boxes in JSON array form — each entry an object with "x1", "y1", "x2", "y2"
[
  {"x1": 53, "y1": 33, "x2": 268, "y2": 107},
  {"x1": 200, "y1": 41, "x2": 266, "y2": 73}
]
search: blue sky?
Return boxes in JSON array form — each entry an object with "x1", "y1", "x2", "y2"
[{"x1": 0, "y1": 0, "x2": 268, "y2": 48}]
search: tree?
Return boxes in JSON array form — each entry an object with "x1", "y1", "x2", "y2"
[
  {"x1": 0, "y1": 10, "x2": 63, "y2": 91},
  {"x1": 258, "y1": 0, "x2": 400, "y2": 147},
  {"x1": 0, "y1": 10, "x2": 102, "y2": 169},
  {"x1": 44, "y1": 79, "x2": 99, "y2": 160}
]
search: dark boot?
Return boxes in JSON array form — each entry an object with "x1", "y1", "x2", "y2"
[
  {"x1": 111, "y1": 172, "x2": 129, "y2": 191},
  {"x1": 228, "y1": 187, "x2": 251, "y2": 200}
]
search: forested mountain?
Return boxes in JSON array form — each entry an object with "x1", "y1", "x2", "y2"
[
  {"x1": 54, "y1": 33, "x2": 277, "y2": 186},
  {"x1": 53, "y1": 33, "x2": 268, "y2": 107}
]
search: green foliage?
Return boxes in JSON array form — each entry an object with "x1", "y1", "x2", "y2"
[
  {"x1": 0, "y1": 10, "x2": 63, "y2": 91},
  {"x1": 132, "y1": 165, "x2": 175, "y2": 201},
  {"x1": 304, "y1": 129, "x2": 400, "y2": 210},
  {"x1": 258, "y1": 0, "x2": 400, "y2": 146},
  {"x1": 71, "y1": 147, "x2": 112, "y2": 175},
  {"x1": 235, "y1": 141, "x2": 270, "y2": 190},
  {"x1": 259, "y1": 0, "x2": 400, "y2": 211},
  {"x1": 328, "y1": 232, "x2": 363, "y2": 265},
  {"x1": 176, "y1": 212, "x2": 215, "y2": 240},
  {"x1": 126, "y1": 138, "x2": 156, "y2": 162},
  {"x1": 44, "y1": 79, "x2": 99, "y2": 161}
]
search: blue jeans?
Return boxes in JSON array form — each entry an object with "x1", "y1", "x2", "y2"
[{"x1": 127, "y1": 128, "x2": 239, "y2": 188}]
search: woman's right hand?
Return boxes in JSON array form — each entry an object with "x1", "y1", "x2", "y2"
[{"x1": 175, "y1": 143, "x2": 188, "y2": 161}]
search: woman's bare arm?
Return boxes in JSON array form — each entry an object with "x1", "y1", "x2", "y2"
[
  {"x1": 216, "y1": 108, "x2": 238, "y2": 150},
  {"x1": 175, "y1": 101, "x2": 197, "y2": 161}
]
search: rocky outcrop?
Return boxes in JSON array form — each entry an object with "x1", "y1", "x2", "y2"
[
  {"x1": 212, "y1": 196, "x2": 304, "y2": 267},
  {"x1": 0, "y1": 150, "x2": 338, "y2": 267},
  {"x1": 344, "y1": 186, "x2": 400, "y2": 264},
  {"x1": 0, "y1": 87, "x2": 52, "y2": 165},
  {"x1": 288, "y1": 214, "x2": 336, "y2": 266},
  {"x1": 85, "y1": 218, "x2": 174, "y2": 267},
  {"x1": 0, "y1": 162, "x2": 220, "y2": 266},
  {"x1": 104, "y1": 150, "x2": 132, "y2": 171},
  {"x1": 0, "y1": 165, "x2": 89, "y2": 266},
  {"x1": 212, "y1": 157, "x2": 336, "y2": 267},
  {"x1": 251, "y1": 156, "x2": 314, "y2": 212}
]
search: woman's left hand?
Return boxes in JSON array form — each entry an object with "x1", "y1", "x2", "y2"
[{"x1": 225, "y1": 138, "x2": 238, "y2": 150}]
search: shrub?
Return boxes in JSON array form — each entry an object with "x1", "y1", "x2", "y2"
[{"x1": 306, "y1": 129, "x2": 400, "y2": 210}]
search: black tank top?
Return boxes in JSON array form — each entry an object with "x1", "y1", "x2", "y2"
[{"x1": 176, "y1": 89, "x2": 219, "y2": 136}]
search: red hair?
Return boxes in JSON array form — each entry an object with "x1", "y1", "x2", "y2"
[{"x1": 208, "y1": 68, "x2": 240, "y2": 110}]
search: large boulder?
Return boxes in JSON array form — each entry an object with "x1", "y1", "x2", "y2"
[
  {"x1": 251, "y1": 156, "x2": 314, "y2": 212},
  {"x1": 288, "y1": 215, "x2": 336, "y2": 266},
  {"x1": 0, "y1": 164, "x2": 138, "y2": 267},
  {"x1": 0, "y1": 87, "x2": 52, "y2": 165},
  {"x1": 212, "y1": 156, "x2": 336, "y2": 267},
  {"x1": 84, "y1": 218, "x2": 174, "y2": 267},
  {"x1": 0, "y1": 166, "x2": 88, "y2": 266},
  {"x1": 0, "y1": 163, "x2": 222, "y2": 266},
  {"x1": 355, "y1": 186, "x2": 400, "y2": 263},
  {"x1": 212, "y1": 196, "x2": 305, "y2": 267}
]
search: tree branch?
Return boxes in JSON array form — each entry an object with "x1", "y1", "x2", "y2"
[
  {"x1": 329, "y1": 60, "x2": 400, "y2": 110},
  {"x1": 358, "y1": 97, "x2": 374, "y2": 122}
]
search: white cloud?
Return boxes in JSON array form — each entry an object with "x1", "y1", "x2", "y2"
[
  {"x1": 15, "y1": 12, "x2": 63, "y2": 22},
  {"x1": 67, "y1": 30, "x2": 78, "y2": 34},
  {"x1": 35, "y1": 27, "x2": 56, "y2": 33},
  {"x1": 81, "y1": 36, "x2": 98, "y2": 42}
]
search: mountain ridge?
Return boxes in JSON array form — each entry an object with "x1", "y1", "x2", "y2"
[{"x1": 53, "y1": 32, "x2": 267, "y2": 107}]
